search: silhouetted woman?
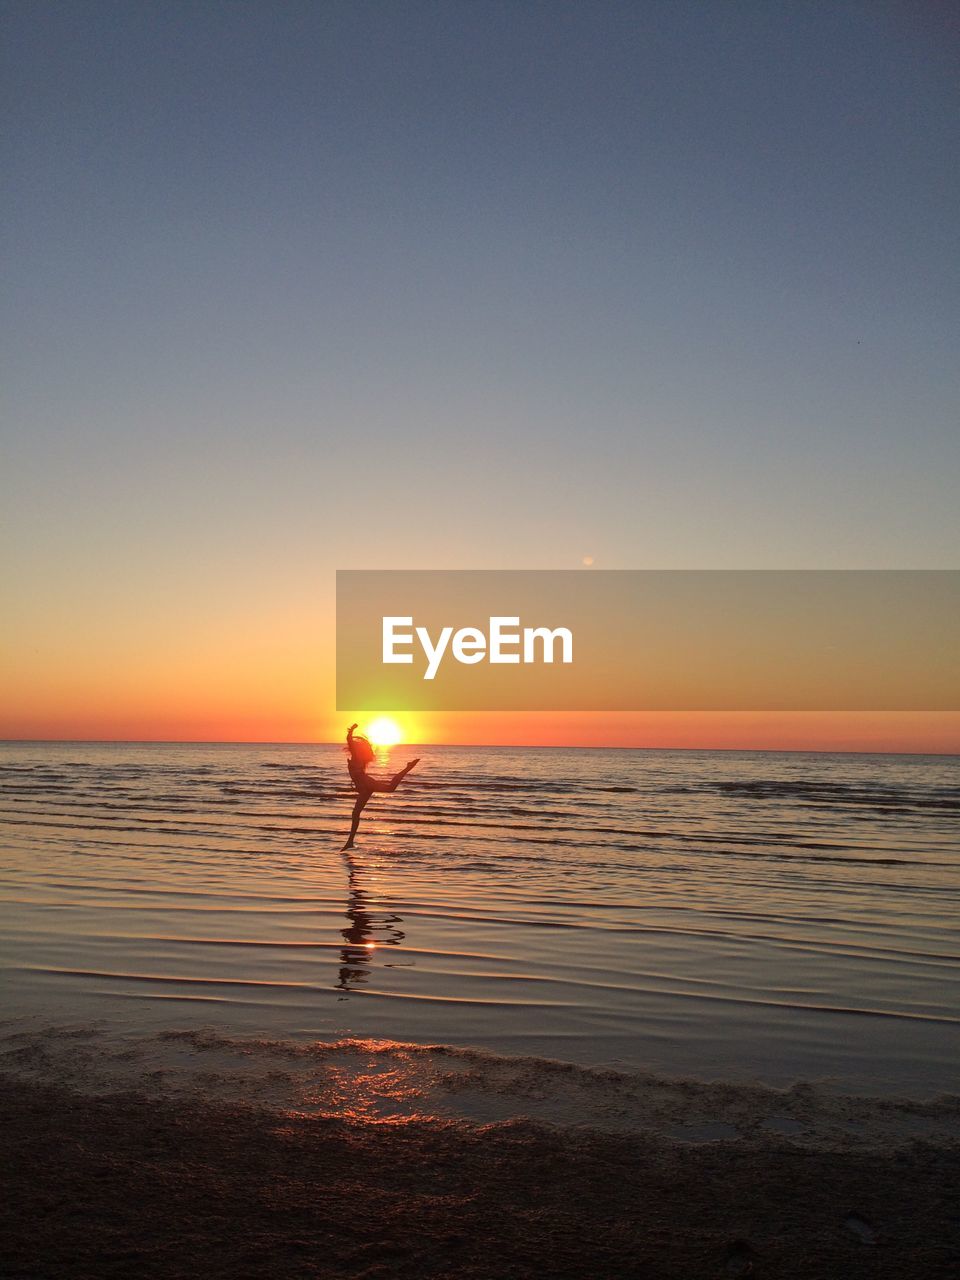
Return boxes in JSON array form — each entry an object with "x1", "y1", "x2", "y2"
[{"x1": 342, "y1": 723, "x2": 419, "y2": 850}]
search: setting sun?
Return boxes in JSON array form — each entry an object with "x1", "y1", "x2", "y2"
[{"x1": 364, "y1": 716, "x2": 404, "y2": 747}]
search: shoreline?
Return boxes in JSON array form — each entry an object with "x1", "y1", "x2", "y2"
[
  {"x1": 3, "y1": 1071, "x2": 959, "y2": 1279},
  {"x1": 4, "y1": 1023, "x2": 959, "y2": 1142}
]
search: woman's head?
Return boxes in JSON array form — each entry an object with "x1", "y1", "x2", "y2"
[{"x1": 347, "y1": 733, "x2": 375, "y2": 766}]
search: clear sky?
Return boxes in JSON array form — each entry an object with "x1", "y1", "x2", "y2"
[{"x1": 2, "y1": 1, "x2": 958, "y2": 748}]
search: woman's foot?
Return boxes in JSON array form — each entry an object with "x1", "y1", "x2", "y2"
[
  {"x1": 405, "y1": 758, "x2": 420, "y2": 772},
  {"x1": 341, "y1": 838, "x2": 355, "y2": 851}
]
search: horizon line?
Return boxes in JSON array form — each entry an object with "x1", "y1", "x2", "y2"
[{"x1": 1, "y1": 738, "x2": 957, "y2": 759}]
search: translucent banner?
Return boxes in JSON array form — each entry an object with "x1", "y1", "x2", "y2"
[{"x1": 336, "y1": 570, "x2": 959, "y2": 711}]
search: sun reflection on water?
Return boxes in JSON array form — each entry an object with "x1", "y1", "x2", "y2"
[{"x1": 300, "y1": 1048, "x2": 440, "y2": 1125}]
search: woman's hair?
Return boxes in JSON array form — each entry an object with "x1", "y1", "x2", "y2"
[{"x1": 346, "y1": 733, "x2": 375, "y2": 765}]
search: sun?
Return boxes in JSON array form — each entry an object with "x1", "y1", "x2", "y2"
[{"x1": 364, "y1": 716, "x2": 404, "y2": 748}]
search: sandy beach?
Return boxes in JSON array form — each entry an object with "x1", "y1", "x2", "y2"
[
  {"x1": 2, "y1": 1016, "x2": 959, "y2": 1278},
  {"x1": 3, "y1": 1068, "x2": 959, "y2": 1279}
]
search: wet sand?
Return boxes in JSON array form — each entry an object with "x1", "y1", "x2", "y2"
[{"x1": 3, "y1": 1072, "x2": 959, "y2": 1279}]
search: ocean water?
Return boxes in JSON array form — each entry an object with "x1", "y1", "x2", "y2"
[{"x1": 0, "y1": 741, "x2": 958, "y2": 1104}]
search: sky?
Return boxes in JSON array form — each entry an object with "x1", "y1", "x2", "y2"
[{"x1": 1, "y1": 1, "x2": 958, "y2": 749}]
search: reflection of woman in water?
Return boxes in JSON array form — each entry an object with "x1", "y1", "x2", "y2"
[
  {"x1": 337, "y1": 846, "x2": 406, "y2": 993},
  {"x1": 342, "y1": 723, "x2": 419, "y2": 851}
]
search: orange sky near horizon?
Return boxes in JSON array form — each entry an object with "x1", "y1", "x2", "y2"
[
  {"x1": 2, "y1": 694, "x2": 958, "y2": 755},
  {"x1": 3, "y1": 603, "x2": 957, "y2": 753}
]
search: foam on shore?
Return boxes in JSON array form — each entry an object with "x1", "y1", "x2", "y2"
[{"x1": 3, "y1": 1020, "x2": 957, "y2": 1150}]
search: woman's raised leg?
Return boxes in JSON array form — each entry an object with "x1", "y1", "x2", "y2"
[{"x1": 387, "y1": 758, "x2": 420, "y2": 792}]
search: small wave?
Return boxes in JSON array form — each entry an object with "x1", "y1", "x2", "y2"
[
  {"x1": 663, "y1": 778, "x2": 960, "y2": 812},
  {"x1": 3, "y1": 1024, "x2": 958, "y2": 1145}
]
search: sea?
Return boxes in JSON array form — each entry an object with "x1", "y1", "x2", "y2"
[{"x1": 1, "y1": 741, "x2": 957, "y2": 1129}]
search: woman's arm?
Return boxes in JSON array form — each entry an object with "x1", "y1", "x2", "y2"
[{"x1": 346, "y1": 722, "x2": 358, "y2": 747}]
